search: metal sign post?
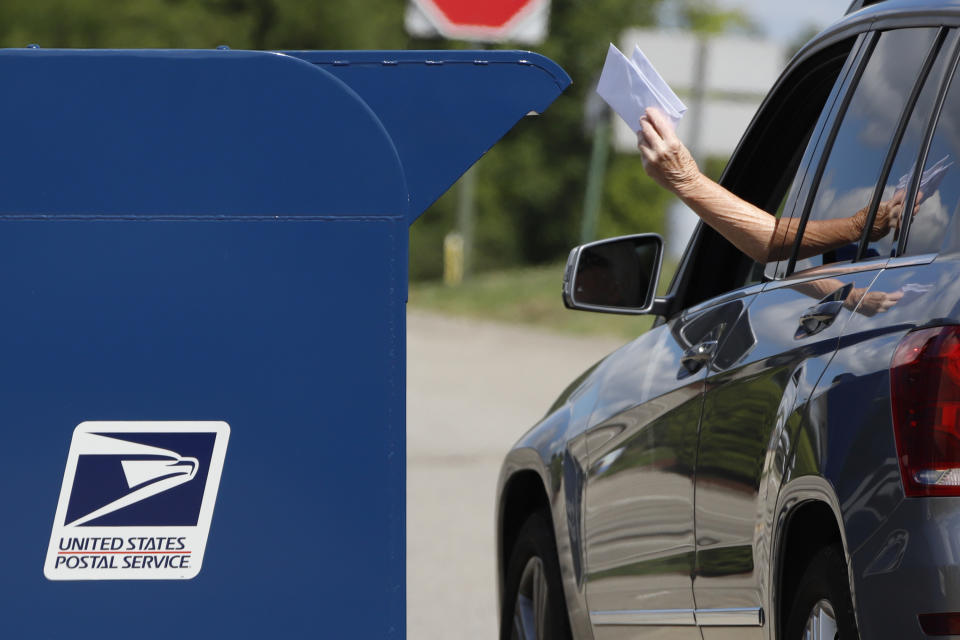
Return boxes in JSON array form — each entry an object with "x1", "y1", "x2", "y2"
[{"x1": 405, "y1": 0, "x2": 553, "y2": 281}]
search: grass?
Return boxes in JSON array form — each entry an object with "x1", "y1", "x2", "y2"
[{"x1": 409, "y1": 262, "x2": 673, "y2": 339}]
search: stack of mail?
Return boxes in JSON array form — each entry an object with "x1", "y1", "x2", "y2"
[
  {"x1": 897, "y1": 154, "x2": 953, "y2": 203},
  {"x1": 596, "y1": 43, "x2": 687, "y2": 133}
]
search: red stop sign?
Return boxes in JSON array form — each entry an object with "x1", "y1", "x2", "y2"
[
  {"x1": 412, "y1": 0, "x2": 549, "y2": 42},
  {"x1": 430, "y1": 0, "x2": 534, "y2": 28}
]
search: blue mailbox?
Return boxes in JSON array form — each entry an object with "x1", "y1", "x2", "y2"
[{"x1": 0, "y1": 48, "x2": 569, "y2": 637}]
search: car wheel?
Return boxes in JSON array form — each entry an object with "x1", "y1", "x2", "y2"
[
  {"x1": 500, "y1": 510, "x2": 572, "y2": 640},
  {"x1": 785, "y1": 544, "x2": 859, "y2": 640}
]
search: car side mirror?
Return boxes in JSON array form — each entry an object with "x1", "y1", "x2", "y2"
[{"x1": 562, "y1": 233, "x2": 666, "y2": 315}]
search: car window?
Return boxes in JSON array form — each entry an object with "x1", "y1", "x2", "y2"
[
  {"x1": 738, "y1": 127, "x2": 815, "y2": 285},
  {"x1": 791, "y1": 28, "x2": 939, "y2": 274},
  {"x1": 671, "y1": 39, "x2": 856, "y2": 311},
  {"x1": 870, "y1": 31, "x2": 958, "y2": 259},
  {"x1": 903, "y1": 40, "x2": 960, "y2": 256},
  {"x1": 734, "y1": 53, "x2": 852, "y2": 286},
  {"x1": 761, "y1": 91, "x2": 842, "y2": 280}
]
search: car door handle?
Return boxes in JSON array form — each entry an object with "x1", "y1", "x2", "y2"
[
  {"x1": 798, "y1": 300, "x2": 844, "y2": 335},
  {"x1": 681, "y1": 340, "x2": 718, "y2": 372}
]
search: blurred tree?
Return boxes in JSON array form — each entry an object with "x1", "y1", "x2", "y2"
[
  {"x1": 0, "y1": 0, "x2": 254, "y2": 49},
  {"x1": 0, "y1": 0, "x2": 409, "y2": 50},
  {"x1": 786, "y1": 23, "x2": 824, "y2": 61},
  {"x1": 260, "y1": 0, "x2": 408, "y2": 50},
  {"x1": 410, "y1": 0, "x2": 669, "y2": 279},
  {"x1": 674, "y1": 0, "x2": 758, "y2": 35}
]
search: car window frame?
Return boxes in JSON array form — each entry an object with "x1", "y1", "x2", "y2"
[
  {"x1": 894, "y1": 29, "x2": 960, "y2": 259},
  {"x1": 774, "y1": 30, "x2": 881, "y2": 279},
  {"x1": 766, "y1": 32, "x2": 874, "y2": 281},
  {"x1": 781, "y1": 27, "x2": 957, "y2": 280},
  {"x1": 859, "y1": 28, "x2": 956, "y2": 261},
  {"x1": 661, "y1": 34, "x2": 865, "y2": 319},
  {"x1": 663, "y1": 12, "x2": 960, "y2": 320}
]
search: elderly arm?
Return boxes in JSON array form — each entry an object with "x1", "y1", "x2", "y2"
[
  {"x1": 635, "y1": 109, "x2": 777, "y2": 262},
  {"x1": 637, "y1": 108, "x2": 896, "y2": 263}
]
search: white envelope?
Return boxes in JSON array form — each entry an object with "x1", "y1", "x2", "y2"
[
  {"x1": 896, "y1": 154, "x2": 953, "y2": 204},
  {"x1": 596, "y1": 43, "x2": 687, "y2": 133}
]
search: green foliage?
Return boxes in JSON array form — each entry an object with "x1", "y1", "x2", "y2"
[
  {"x1": 702, "y1": 155, "x2": 729, "y2": 182},
  {"x1": 598, "y1": 154, "x2": 671, "y2": 239},
  {"x1": 409, "y1": 262, "x2": 659, "y2": 338},
  {"x1": 0, "y1": 0, "x2": 256, "y2": 49},
  {"x1": 0, "y1": 0, "x2": 410, "y2": 50},
  {"x1": 263, "y1": 1, "x2": 408, "y2": 50},
  {"x1": 786, "y1": 23, "x2": 825, "y2": 61}
]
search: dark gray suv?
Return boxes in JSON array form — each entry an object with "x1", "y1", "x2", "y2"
[{"x1": 497, "y1": 1, "x2": 960, "y2": 638}]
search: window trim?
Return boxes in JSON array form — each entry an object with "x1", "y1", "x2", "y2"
[
  {"x1": 681, "y1": 281, "x2": 765, "y2": 320},
  {"x1": 887, "y1": 252, "x2": 937, "y2": 269},
  {"x1": 896, "y1": 28, "x2": 960, "y2": 256},
  {"x1": 857, "y1": 27, "x2": 951, "y2": 261},
  {"x1": 663, "y1": 35, "x2": 866, "y2": 320},
  {"x1": 765, "y1": 33, "x2": 872, "y2": 281},
  {"x1": 784, "y1": 27, "x2": 955, "y2": 277},
  {"x1": 783, "y1": 31, "x2": 879, "y2": 276},
  {"x1": 766, "y1": 258, "x2": 885, "y2": 291}
]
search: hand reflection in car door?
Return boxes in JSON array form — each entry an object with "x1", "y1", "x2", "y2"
[{"x1": 582, "y1": 292, "x2": 758, "y2": 636}]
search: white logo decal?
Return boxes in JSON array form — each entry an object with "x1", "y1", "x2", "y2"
[{"x1": 44, "y1": 421, "x2": 230, "y2": 580}]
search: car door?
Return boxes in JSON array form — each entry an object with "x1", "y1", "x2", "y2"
[
  {"x1": 582, "y1": 287, "x2": 758, "y2": 638},
  {"x1": 805, "y1": 31, "x2": 960, "y2": 638},
  {"x1": 579, "y1": 27, "x2": 870, "y2": 639},
  {"x1": 692, "y1": 27, "x2": 953, "y2": 638}
]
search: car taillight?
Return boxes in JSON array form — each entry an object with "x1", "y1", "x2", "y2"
[
  {"x1": 891, "y1": 326, "x2": 960, "y2": 497},
  {"x1": 919, "y1": 612, "x2": 960, "y2": 636}
]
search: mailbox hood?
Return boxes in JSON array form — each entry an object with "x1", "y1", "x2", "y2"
[
  {"x1": 286, "y1": 50, "x2": 572, "y2": 224},
  {"x1": 0, "y1": 48, "x2": 571, "y2": 224}
]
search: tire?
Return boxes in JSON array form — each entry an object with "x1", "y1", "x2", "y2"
[
  {"x1": 500, "y1": 510, "x2": 572, "y2": 640},
  {"x1": 785, "y1": 544, "x2": 859, "y2": 640}
]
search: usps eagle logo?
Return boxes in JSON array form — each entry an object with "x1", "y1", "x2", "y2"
[{"x1": 45, "y1": 421, "x2": 230, "y2": 581}]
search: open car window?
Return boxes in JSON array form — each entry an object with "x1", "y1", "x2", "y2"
[
  {"x1": 668, "y1": 37, "x2": 857, "y2": 312},
  {"x1": 866, "y1": 30, "x2": 958, "y2": 260},
  {"x1": 902, "y1": 34, "x2": 960, "y2": 257}
]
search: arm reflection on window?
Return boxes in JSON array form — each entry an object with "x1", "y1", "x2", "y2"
[{"x1": 792, "y1": 277, "x2": 904, "y2": 317}]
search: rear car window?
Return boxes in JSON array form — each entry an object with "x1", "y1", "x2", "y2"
[
  {"x1": 870, "y1": 31, "x2": 957, "y2": 259},
  {"x1": 793, "y1": 28, "x2": 939, "y2": 273},
  {"x1": 904, "y1": 43, "x2": 960, "y2": 256}
]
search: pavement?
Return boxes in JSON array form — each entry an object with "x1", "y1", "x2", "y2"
[{"x1": 407, "y1": 310, "x2": 624, "y2": 639}]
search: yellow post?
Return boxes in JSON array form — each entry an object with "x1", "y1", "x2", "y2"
[{"x1": 443, "y1": 232, "x2": 464, "y2": 286}]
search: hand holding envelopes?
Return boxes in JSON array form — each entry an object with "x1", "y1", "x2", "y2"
[
  {"x1": 596, "y1": 43, "x2": 687, "y2": 133},
  {"x1": 897, "y1": 155, "x2": 953, "y2": 204}
]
